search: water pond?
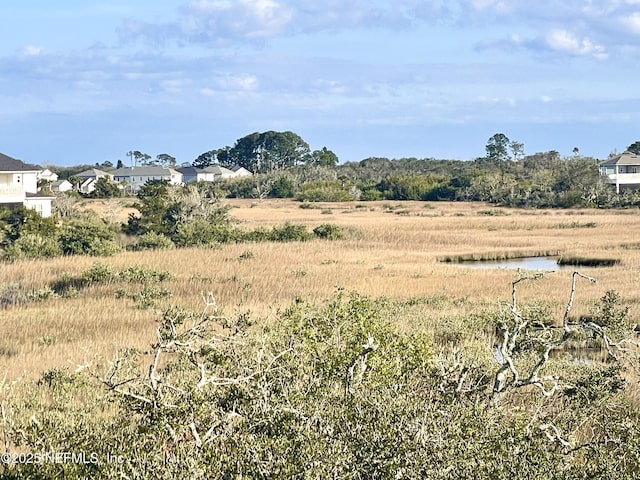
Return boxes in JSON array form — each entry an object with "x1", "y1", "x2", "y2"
[{"x1": 457, "y1": 256, "x2": 563, "y2": 271}]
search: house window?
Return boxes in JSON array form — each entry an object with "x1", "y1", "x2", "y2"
[{"x1": 632, "y1": 167, "x2": 638, "y2": 174}]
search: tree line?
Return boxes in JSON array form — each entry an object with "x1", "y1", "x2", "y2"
[{"x1": 51, "y1": 131, "x2": 640, "y2": 208}]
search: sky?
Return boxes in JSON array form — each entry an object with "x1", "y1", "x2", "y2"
[{"x1": 1, "y1": 1, "x2": 640, "y2": 167}]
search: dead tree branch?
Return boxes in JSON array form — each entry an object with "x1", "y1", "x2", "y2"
[{"x1": 345, "y1": 335, "x2": 377, "y2": 397}]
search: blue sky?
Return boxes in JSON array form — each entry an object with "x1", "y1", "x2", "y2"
[{"x1": 2, "y1": 1, "x2": 640, "y2": 166}]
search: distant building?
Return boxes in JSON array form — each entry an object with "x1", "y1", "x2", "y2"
[
  {"x1": 50, "y1": 179, "x2": 73, "y2": 193},
  {"x1": 0, "y1": 152, "x2": 55, "y2": 217},
  {"x1": 76, "y1": 168, "x2": 113, "y2": 194},
  {"x1": 599, "y1": 151, "x2": 640, "y2": 193},
  {"x1": 177, "y1": 164, "x2": 253, "y2": 183},
  {"x1": 110, "y1": 166, "x2": 182, "y2": 193},
  {"x1": 37, "y1": 168, "x2": 59, "y2": 183}
]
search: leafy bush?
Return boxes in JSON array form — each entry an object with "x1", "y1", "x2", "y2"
[
  {"x1": 128, "y1": 231, "x2": 175, "y2": 251},
  {"x1": 59, "y1": 220, "x2": 121, "y2": 256},
  {"x1": 0, "y1": 206, "x2": 59, "y2": 243},
  {"x1": 313, "y1": 223, "x2": 345, "y2": 240},
  {"x1": 1, "y1": 233, "x2": 62, "y2": 261},
  {"x1": 173, "y1": 220, "x2": 237, "y2": 247},
  {"x1": 87, "y1": 177, "x2": 121, "y2": 198},
  {"x1": 270, "y1": 175, "x2": 295, "y2": 198},
  {"x1": 296, "y1": 180, "x2": 356, "y2": 202},
  {"x1": 51, "y1": 262, "x2": 171, "y2": 295},
  {"x1": 0, "y1": 283, "x2": 55, "y2": 308},
  {"x1": 119, "y1": 265, "x2": 173, "y2": 283},
  {"x1": 269, "y1": 222, "x2": 311, "y2": 241},
  {"x1": 115, "y1": 284, "x2": 172, "y2": 309},
  {"x1": 4, "y1": 288, "x2": 640, "y2": 478}
]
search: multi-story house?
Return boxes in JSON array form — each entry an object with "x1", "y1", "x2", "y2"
[{"x1": 0, "y1": 152, "x2": 55, "y2": 217}]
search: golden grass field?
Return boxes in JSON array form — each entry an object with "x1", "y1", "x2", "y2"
[{"x1": 2, "y1": 199, "x2": 640, "y2": 379}]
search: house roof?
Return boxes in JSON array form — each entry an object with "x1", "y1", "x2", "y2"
[
  {"x1": 176, "y1": 166, "x2": 203, "y2": 175},
  {"x1": 203, "y1": 165, "x2": 235, "y2": 175},
  {"x1": 230, "y1": 165, "x2": 251, "y2": 173},
  {"x1": 0, "y1": 152, "x2": 40, "y2": 172},
  {"x1": 110, "y1": 166, "x2": 180, "y2": 177},
  {"x1": 600, "y1": 151, "x2": 640, "y2": 166},
  {"x1": 51, "y1": 179, "x2": 72, "y2": 187},
  {"x1": 77, "y1": 168, "x2": 111, "y2": 178}
]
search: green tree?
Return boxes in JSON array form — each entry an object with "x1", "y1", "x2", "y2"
[
  {"x1": 193, "y1": 148, "x2": 231, "y2": 168},
  {"x1": 128, "y1": 150, "x2": 151, "y2": 167},
  {"x1": 626, "y1": 141, "x2": 640, "y2": 154},
  {"x1": 485, "y1": 133, "x2": 511, "y2": 163},
  {"x1": 156, "y1": 153, "x2": 176, "y2": 167},
  {"x1": 0, "y1": 206, "x2": 58, "y2": 244},
  {"x1": 229, "y1": 131, "x2": 311, "y2": 173},
  {"x1": 90, "y1": 178, "x2": 121, "y2": 198},
  {"x1": 509, "y1": 141, "x2": 525, "y2": 161},
  {"x1": 68, "y1": 175, "x2": 82, "y2": 191},
  {"x1": 308, "y1": 147, "x2": 339, "y2": 167}
]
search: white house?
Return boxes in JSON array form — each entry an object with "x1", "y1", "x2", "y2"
[
  {"x1": 0, "y1": 152, "x2": 55, "y2": 217},
  {"x1": 37, "y1": 168, "x2": 59, "y2": 183},
  {"x1": 177, "y1": 164, "x2": 253, "y2": 183},
  {"x1": 76, "y1": 168, "x2": 112, "y2": 194},
  {"x1": 599, "y1": 151, "x2": 640, "y2": 193},
  {"x1": 205, "y1": 164, "x2": 236, "y2": 180},
  {"x1": 177, "y1": 166, "x2": 216, "y2": 183},
  {"x1": 231, "y1": 166, "x2": 253, "y2": 177},
  {"x1": 110, "y1": 166, "x2": 183, "y2": 193},
  {"x1": 50, "y1": 179, "x2": 73, "y2": 193}
]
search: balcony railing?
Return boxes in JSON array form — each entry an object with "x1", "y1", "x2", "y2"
[
  {"x1": 604, "y1": 173, "x2": 640, "y2": 184},
  {"x1": 0, "y1": 184, "x2": 26, "y2": 202}
]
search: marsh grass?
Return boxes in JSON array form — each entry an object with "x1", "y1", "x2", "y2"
[{"x1": 1, "y1": 200, "x2": 639, "y2": 378}]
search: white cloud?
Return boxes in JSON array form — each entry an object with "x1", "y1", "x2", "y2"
[
  {"x1": 19, "y1": 45, "x2": 44, "y2": 57},
  {"x1": 179, "y1": 0, "x2": 293, "y2": 40},
  {"x1": 545, "y1": 29, "x2": 608, "y2": 59},
  {"x1": 620, "y1": 11, "x2": 640, "y2": 34},
  {"x1": 214, "y1": 73, "x2": 258, "y2": 90}
]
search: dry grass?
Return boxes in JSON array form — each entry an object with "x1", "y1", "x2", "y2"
[{"x1": 2, "y1": 199, "x2": 640, "y2": 379}]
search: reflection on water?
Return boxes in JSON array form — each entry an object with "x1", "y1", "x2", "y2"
[{"x1": 460, "y1": 256, "x2": 562, "y2": 271}]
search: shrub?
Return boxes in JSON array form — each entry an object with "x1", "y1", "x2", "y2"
[
  {"x1": 173, "y1": 220, "x2": 237, "y2": 247},
  {"x1": 0, "y1": 206, "x2": 58, "y2": 243},
  {"x1": 313, "y1": 223, "x2": 345, "y2": 240},
  {"x1": 269, "y1": 223, "x2": 311, "y2": 241},
  {"x1": 115, "y1": 284, "x2": 172, "y2": 309},
  {"x1": 87, "y1": 177, "x2": 121, "y2": 198},
  {"x1": 270, "y1": 176, "x2": 295, "y2": 198},
  {"x1": 0, "y1": 283, "x2": 55, "y2": 308},
  {"x1": 59, "y1": 220, "x2": 121, "y2": 256},
  {"x1": 119, "y1": 265, "x2": 173, "y2": 283},
  {"x1": 296, "y1": 180, "x2": 355, "y2": 202},
  {"x1": 239, "y1": 227, "x2": 272, "y2": 243},
  {"x1": 2, "y1": 233, "x2": 62, "y2": 261},
  {"x1": 129, "y1": 232, "x2": 175, "y2": 251},
  {"x1": 51, "y1": 263, "x2": 171, "y2": 295}
]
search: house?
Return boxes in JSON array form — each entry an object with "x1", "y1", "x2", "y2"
[
  {"x1": 599, "y1": 151, "x2": 640, "y2": 193},
  {"x1": 230, "y1": 165, "x2": 253, "y2": 177},
  {"x1": 205, "y1": 164, "x2": 236, "y2": 180},
  {"x1": 177, "y1": 164, "x2": 253, "y2": 183},
  {"x1": 37, "y1": 168, "x2": 59, "y2": 183},
  {"x1": 50, "y1": 179, "x2": 73, "y2": 193},
  {"x1": 76, "y1": 168, "x2": 112, "y2": 194},
  {"x1": 0, "y1": 152, "x2": 55, "y2": 217},
  {"x1": 110, "y1": 166, "x2": 183, "y2": 193},
  {"x1": 177, "y1": 165, "x2": 216, "y2": 183}
]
